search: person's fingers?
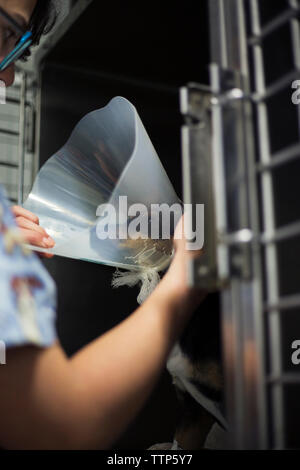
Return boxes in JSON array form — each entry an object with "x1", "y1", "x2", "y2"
[
  {"x1": 11, "y1": 205, "x2": 39, "y2": 225},
  {"x1": 15, "y1": 216, "x2": 48, "y2": 237},
  {"x1": 19, "y1": 228, "x2": 55, "y2": 249},
  {"x1": 173, "y1": 215, "x2": 204, "y2": 260},
  {"x1": 38, "y1": 252, "x2": 54, "y2": 259},
  {"x1": 13, "y1": 208, "x2": 56, "y2": 251},
  {"x1": 16, "y1": 217, "x2": 55, "y2": 247}
]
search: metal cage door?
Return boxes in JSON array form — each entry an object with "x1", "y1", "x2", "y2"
[{"x1": 181, "y1": 0, "x2": 300, "y2": 449}]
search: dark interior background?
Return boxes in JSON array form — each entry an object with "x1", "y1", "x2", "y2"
[{"x1": 40, "y1": 0, "x2": 209, "y2": 449}]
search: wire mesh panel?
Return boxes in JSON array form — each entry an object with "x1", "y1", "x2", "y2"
[
  {"x1": 248, "y1": 0, "x2": 300, "y2": 449},
  {"x1": 207, "y1": 0, "x2": 300, "y2": 449}
]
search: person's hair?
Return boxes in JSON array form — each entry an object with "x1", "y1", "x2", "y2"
[{"x1": 22, "y1": 0, "x2": 58, "y2": 60}]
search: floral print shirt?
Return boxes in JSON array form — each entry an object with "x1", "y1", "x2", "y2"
[{"x1": 0, "y1": 185, "x2": 57, "y2": 348}]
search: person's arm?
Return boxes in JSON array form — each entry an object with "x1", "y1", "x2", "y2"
[{"x1": 0, "y1": 218, "x2": 205, "y2": 450}]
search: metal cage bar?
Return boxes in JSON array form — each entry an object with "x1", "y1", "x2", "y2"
[
  {"x1": 249, "y1": 0, "x2": 284, "y2": 448},
  {"x1": 207, "y1": 0, "x2": 268, "y2": 449},
  {"x1": 289, "y1": 0, "x2": 300, "y2": 140},
  {"x1": 17, "y1": 72, "x2": 27, "y2": 204}
]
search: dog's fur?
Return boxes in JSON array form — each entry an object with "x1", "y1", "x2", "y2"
[{"x1": 167, "y1": 292, "x2": 225, "y2": 449}]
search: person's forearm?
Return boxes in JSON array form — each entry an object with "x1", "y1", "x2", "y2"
[{"x1": 68, "y1": 273, "x2": 192, "y2": 449}]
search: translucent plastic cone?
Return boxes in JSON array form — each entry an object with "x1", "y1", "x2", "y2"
[{"x1": 23, "y1": 97, "x2": 182, "y2": 273}]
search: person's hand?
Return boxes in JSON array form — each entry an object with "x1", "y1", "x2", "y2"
[
  {"x1": 11, "y1": 206, "x2": 55, "y2": 259},
  {"x1": 163, "y1": 215, "x2": 207, "y2": 319}
]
